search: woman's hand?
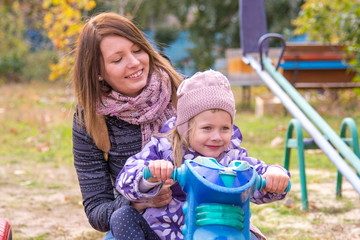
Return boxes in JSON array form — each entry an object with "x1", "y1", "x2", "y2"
[
  {"x1": 262, "y1": 166, "x2": 290, "y2": 193},
  {"x1": 146, "y1": 184, "x2": 173, "y2": 207},
  {"x1": 131, "y1": 184, "x2": 173, "y2": 212},
  {"x1": 147, "y1": 160, "x2": 174, "y2": 183}
]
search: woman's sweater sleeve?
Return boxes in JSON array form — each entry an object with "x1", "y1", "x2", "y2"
[{"x1": 72, "y1": 113, "x2": 130, "y2": 232}]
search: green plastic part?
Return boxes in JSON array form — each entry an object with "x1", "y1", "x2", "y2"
[
  {"x1": 196, "y1": 218, "x2": 244, "y2": 231},
  {"x1": 195, "y1": 204, "x2": 244, "y2": 215},
  {"x1": 196, "y1": 211, "x2": 244, "y2": 222}
]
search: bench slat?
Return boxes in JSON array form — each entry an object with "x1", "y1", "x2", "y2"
[
  {"x1": 280, "y1": 61, "x2": 349, "y2": 70},
  {"x1": 294, "y1": 82, "x2": 360, "y2": 89}
]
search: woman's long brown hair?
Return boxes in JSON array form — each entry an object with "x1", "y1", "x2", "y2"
[{"x1": 73, "y1": 12, "x2": 183, "y2": 153}]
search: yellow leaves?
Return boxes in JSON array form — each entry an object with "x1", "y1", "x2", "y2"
[
  {"x1": 49, "y1": 56, "x2": 74, "y2": 81},
  {"x1": 293, "y1": 0, "x2": 359, "y2": 44},
  {"x1": 85, "y1": 1, "x2": 96, "y2": 11},
  {"x1": 43, "y1": 0, "x2": 96, "y2": 11},
  {"x1": 43, "y1": 12, "x2": 53, "y2": 27},
  {"x1": 42, "y1": 0, "x2": 51, "y2": 8},
  {"x1": 0, "y1": 0, "x2": 29, "y2": 80},
  {"x1": 43, "y1": 0, "x2": 96, "y2": 81},
  {"x1": 11, "y1": 1, "x2": 21, "y2": 10},
  {"x1": 67, "y1": 24, "x2": 81, "y2": 37},
  {"x1": 42, "y1": 0, "x2": 65, "y2": 8}
]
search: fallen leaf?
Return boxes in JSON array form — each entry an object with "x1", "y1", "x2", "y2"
[
  {"x1": 36, "y1": 142, "x2": 51, "y2": 152},
  {"x1": 308, "y1": 203, "x2": 318, "y2": 210},
  {"x1": 270, "y1": 136, "x2": 283, "y2": 147},
  {"x1": 9, "y1": 128, "x2": 19, "y2": 134},
  {"x1": 14, "y1": 170, "x2": 26, "y2": 175},
  {"x1": 274, "y1": 125, "x2": 287, "y2": 132}
]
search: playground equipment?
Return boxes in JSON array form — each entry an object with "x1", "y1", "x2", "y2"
[
  {"x1": 283, "y1": 118, "x2": 360, "y2": 209},
  {"x1": 239, "y1": 0, "x2": 360, "y2": 209},
  {"x1": 336, "y1": 118, "x2": 360, "y2": 196},
  {"x1": 143, "y1": 156, "x2": 291, "y2": 240}
]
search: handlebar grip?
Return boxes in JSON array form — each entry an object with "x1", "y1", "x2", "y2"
[
  {"x1": 259, "y1": 177, "x2": 292, "y2": 193},
  {"x1": 143, "y1": 167, "x2": 153, "y2": 180},
  {"x1": 142, "y1": 166, "x2": 177, "y2": 180}
]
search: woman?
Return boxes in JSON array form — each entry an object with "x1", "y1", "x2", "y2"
[{"x1": 72, "y1": 12, "x2": 183, "y2": 239}]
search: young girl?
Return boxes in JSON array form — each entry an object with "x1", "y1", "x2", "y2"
[{"x1": 115, "y1": 69, "x2": 290, "y2": 240}]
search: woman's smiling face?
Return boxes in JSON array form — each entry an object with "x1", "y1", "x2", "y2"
[{"x1": 100, "y1": 35, "x2": 150, "y2": 97}]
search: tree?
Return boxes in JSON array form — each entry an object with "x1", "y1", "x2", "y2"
[
  {"x1": 154, "y1": 25, "x2": 180, "y2": 54},
  {"x1": 41, "y1": 0, "x2": 306, "y2": 80},
  {"x1": 42, "y1": 0, "x2": 96, "y2": 81},
  {"x1": 130, "y1": 0, "x2": 303, "y2": 71},
  {"x1": 0, "y1": 1, "x2": 29, "y2": 82},
  {"x1": 293, "y1": 0, "x2": 360, "y2": 81},
  {"x1": 184, "y1": 1, "x2": 240, "y2": 71},
  {"x1": 265, "y1": 0, "x2": 304, "y2": 39}
]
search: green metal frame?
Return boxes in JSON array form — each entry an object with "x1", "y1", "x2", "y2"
[
  {"x1": 263, "y1": 57, "x2": 360, "y2": 176},
  {"x1": 336, "y1": 118, "x2": 360, "y2": 197},
  {"x1": 283, "y1": 119, "x2": 309, "y2": 210},
  {"x1": 284, "y1": 118, "x2": 359, "y2": 210}
]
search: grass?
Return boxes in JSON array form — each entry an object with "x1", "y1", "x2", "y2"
[
  {"x1": 235, "y1": 112, "x2": 349, "y2": 170},
  {"x1": 1, "y1": 81, "x2": 359, "y2": 239},
  {"x1": 0, "y1": 81, "x2": 74, "y2": 167}
]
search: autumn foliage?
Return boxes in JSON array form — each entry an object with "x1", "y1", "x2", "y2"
[{"x1": 42, "y1": 0, "x2": 96, "y2": 81}]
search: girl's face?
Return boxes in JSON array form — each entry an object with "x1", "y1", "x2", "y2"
[
  {"x1": 100, "y1": 35, "x2": 150, "y2": 97},
  {"x1": 188, "y1": 110, "x2": 232, "y2": 159}
]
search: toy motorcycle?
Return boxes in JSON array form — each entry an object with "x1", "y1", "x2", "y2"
[{"x1": 143, "y1": 156, "x2": 291, "y2": 240}]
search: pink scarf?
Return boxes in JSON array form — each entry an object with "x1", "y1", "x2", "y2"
[{"x1": 96, "y1": 70, "x2": 176, "y2": 148}]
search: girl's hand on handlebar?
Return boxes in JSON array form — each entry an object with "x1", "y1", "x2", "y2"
[
  {"x1": 148, "y1": 160, "x2": 174, "y2": 183},
  {"x1": 262, "y1": 166, "x2": 290, "y2": 194}
]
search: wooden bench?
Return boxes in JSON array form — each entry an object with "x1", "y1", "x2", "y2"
[
  {"x1": 225, "y1": 48, "x2": 266, "y2": 106},
  {"x1": 279, "y1": 44, "x2": 360, "y2": 89}
]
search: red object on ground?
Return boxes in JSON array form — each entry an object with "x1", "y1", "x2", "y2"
[{"x1": 0, "y1": 218, "x2": 12, "y2": 240}]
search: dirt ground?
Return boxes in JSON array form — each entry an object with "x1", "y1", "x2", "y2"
[
  {"x1": 252, "y1": 169, "x2": 360, "y2": 240},
  {"x1": 0, "y1": 164, "x2": 103, "y2": 240}
]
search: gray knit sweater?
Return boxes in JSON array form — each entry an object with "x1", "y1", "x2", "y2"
[{"x1": 72, "y1": 111, "x2": 142, "y2": 232}]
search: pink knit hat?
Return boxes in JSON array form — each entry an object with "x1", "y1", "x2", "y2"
[{"x1": 175, "y1": 69, "x2": 235, "y2": 138}]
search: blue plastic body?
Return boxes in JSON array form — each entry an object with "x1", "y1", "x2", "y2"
[
  {"x1": 180, "y1": 159, "x2": 252, "y2": 239},
  {"x1": 142, "y1": 157, "x2": 290, "y2": 240}
]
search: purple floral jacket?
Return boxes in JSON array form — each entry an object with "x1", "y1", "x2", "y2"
[{"x1": 116, "y1": 117, "x2": 289, "y2": 240}]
